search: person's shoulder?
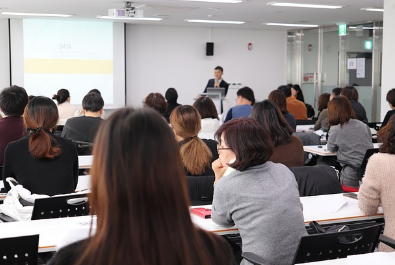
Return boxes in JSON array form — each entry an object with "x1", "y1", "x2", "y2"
[
  {"x1": 49, "y1": 239, "x2": 88, "y2": 265},
  {"x1": 291, "y1": 135, "x2": 303, "y2": 145}
]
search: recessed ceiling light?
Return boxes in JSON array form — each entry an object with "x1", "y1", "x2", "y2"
[
  {"x1": 183, "y1": 0, "x2": 243, "y2": 3},
  {"x1": 265, "y1": 23, "x2": 318, "y2": 27},
  {"x1": 98, "y1": 16, "x2": 162, "y2": 21},
  {"x1": 1, "y1": 12, "x2": 72, "y2": 17},
  {"x1": 186, "y1": 19, "x2": 244, "y2": 24},
  {"x1": 360, "y1": 7, "x2": 384, "y2": 12},
  {"x1": 267, "y1": 2, "x2": 342, "y2": 9}
]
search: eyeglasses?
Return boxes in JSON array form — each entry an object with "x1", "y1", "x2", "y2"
[{"x1": 217, "y1": 145, "x2": 232, "y2": 151}]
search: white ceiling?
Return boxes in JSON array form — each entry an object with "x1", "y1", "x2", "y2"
[{"x1": 0, "y1": 0, "x2": 384, "y2": 30}]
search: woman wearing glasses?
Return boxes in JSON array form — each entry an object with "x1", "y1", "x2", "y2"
[{"x1": 211, "y1": 118, "x2": 306, "y2": 265}]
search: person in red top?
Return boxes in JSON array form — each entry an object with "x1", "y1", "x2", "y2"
[
  {"x1": 278, "y1": 85, "x2": 307, "y2": 120},
  {"x1": 0, "y1": 85, "x2": 28, "y2": 167}
]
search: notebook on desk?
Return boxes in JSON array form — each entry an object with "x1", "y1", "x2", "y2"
[{"x1": 191, "y1": 208, "x2": 212, "y2": 219}]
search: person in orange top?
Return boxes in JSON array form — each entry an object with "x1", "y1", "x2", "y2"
[{"x1": 277, "y1": 85, "x2": 307, "y2": 120}]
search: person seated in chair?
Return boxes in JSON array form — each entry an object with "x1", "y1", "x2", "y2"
[
  {"x1": 278, "y1": 85, "x2": 307, "y2": 120},
  {"x1": 62, "y1": 93, "x2": 104, "y2": 155},
  {"x1": 224, "y1": 87, "x2": 255, "y2": 123}
]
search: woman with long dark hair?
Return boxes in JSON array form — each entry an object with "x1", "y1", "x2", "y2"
[
  {"x1": 314, "y1": 93, "x2": 330, "y2": 131},
  {"x1": 49, "y1": 108, "x2": 233, "y2": 265},
  {"x1": 268, "y1": 90, "x2": 296, "y2": 132},
  {"x1": 2, "y1": 96, "x2": 78, "y2": 195}
]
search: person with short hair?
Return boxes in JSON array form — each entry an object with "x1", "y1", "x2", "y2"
[
  {"x1": 164, "y1": 88, "x2": 181, "y2": 123},
  {"x1": 211, "y1": 118, "x2": 306, "y2": 265},
  {"x1": 203, "y1": 66, "x2": 229, "y2": 96},
  {"x1": 327, "y1": 96, "x2": 372, "y2": 189},
  {"x1": 193, "y1": 96, "x2": 220, "y2": 140},
  {"x1": 49, "y1": 107, "x2": 234, "y2": 265},
  {"x1": 74, "y1": 89, "x2": 106, "y2": 119},
  {"x1": 170, "y1": 105, "x2": 218, "y2": 176},
  {"x1": 3, "y1": 96, "x2": 78, "y2": 196},
  {"x1": 52, "y1": 89, "x2": 79, "y2": 120},
  {"x1": 143, "y1": 93, "x2": 167, "y2": 116},
  {"x1": 359, "y1": 114, "x2": 395, "y2": 252},
  {"x1": 0, "y1": 86, "x2": 29, "y2": 167},
  {"x1": 62, "y1": 93, "x2": 104, "y2": 154},
  {"x1": 223, "y1": 86, "x2": 255, "y2": 123},
  {"x1": 314, "y1": 93, "x2": 331, "y2": 131},
  {"x1": 341, "y1": 86, "x2": 368, "y2": 124},
  {"x1": 330, "y1": 87, "x2": 342, "y2": 101},
  {"x1": 268, "y1": 90, "x2": 296, "y2": 131},
  {"x1": 251, "y1": 100, "x2": 304, "y2": 168},
  {"x1": 278, "y1": 85, "x2": 307, "y2": 120},
  {"x1": 381, "y1": 88, "x2": 395, "y2": 128}
]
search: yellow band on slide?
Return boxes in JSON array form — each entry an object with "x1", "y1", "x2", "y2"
[{"x1": 24, "y1": 59, "x2": 113, "y2": 74}]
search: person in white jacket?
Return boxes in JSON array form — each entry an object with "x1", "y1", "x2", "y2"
[{"x1": 193, "y1": 96, "x2": 220, "y2": 140}]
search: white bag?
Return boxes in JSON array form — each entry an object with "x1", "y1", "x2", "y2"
[{"x1": 0, "y1": 178, "x2": 49, "y2": 221}]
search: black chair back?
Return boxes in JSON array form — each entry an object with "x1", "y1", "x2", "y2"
[
  {"x1": 0, "y1": 234, "x2": 39, "y2": 265},
  {"x1": 293, "y1": 224, "x2": 383, "y2": 264},
  {"x1": 186, "y1": 175, "x2": 214, "y2": 206},
  {"x1": 296, "y1": 119, "x2": 316, "y2": 125},
  {"x1": 73, "y1": 140, "x2": 94, "y2": 156},
  {"x1": 31, "y1": 193, "x2": 90, "y2": 220}
]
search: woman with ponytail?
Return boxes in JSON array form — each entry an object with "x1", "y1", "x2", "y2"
[
  {"x1": 2, "y1": 96, "x2": 78, "y2": 195},
  {"x1": 170, "y1": 105, "x2": 218, "y2": 176},
  {"x1": 52, "y1": 88, "x2": 79, "y2": 120}
]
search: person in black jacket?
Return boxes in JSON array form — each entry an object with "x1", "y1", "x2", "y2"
[
  {"x1": 381, "y1": 88, "x2": 395, "y2": 128},
  {"x1": 341, "y1": 86, "x2": 368, "y2": 124},
  {"x1": 203, "y1": 66, "x2": 229, "y2": 96}
]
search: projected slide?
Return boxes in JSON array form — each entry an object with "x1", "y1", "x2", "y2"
[{"x1": 23, "y1": 19, "x2": 113, "y2": 104}]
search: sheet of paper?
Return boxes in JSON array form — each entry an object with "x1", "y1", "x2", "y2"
[
  {"x1": 356, "y1": 58, "x2": 365, "y2": 78},
  {"x1": 328, "y1": 196, "x2": 347, "y2": 213},
  {"x1": 348, "y1": 58, "x2": 357, "y2": 69},
  {"x1": 347, "y1": 252, "x2": 395, "y2": 265}
]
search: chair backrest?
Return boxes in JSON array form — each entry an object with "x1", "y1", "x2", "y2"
[
  {"x1": 296, "y1": 119, "x2": 316, "y2": 125},
  {"x1": 293, "y1": 224, "x2": 383, "y2": 264},
  {"x1": 186, "y1": 175, "x2": 214, "y2": 206},
  {"x1": 359, "y1": 148, "x2": 379, "y2": 180},
  {"x1": 290, "y1": 165, "x2": 343, "y2": 197},
  {"x1": 0, "y1": 234, "x2": 39, "y2": 265},
  {"x1": 31, "y1": 193, "x2": 90, "y2": 220},
  {"x1": 73, "y1": 140, "x2": 94, "y2": 156}
]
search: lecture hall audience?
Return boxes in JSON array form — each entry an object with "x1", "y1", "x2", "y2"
[
  {"x1": 314, "y1": 93, "x2": 331, "y2": 131},
  {"x1": 52, "y1": 89, "x2": 79, "y2": 121},
  {"x1": 170, "y1": 105, "x2": 218, "y2": 176},
  {"x1": 49, "y1": 108, "x2": 233, "y2": 265},
  {"x1": 291, "y1": 84, "x2": 315, "y2": 118},
  {"x1": 74, "y1": 89, "x2": 106, "y2": 119},
  {"x1": 211, "y1": 118, "x2": 306, "y2": 265},
  {"x1": 2, "y1": 96, "x2": 78, "y2": 196},
  {"x1": 164, "y1": 88, "x2": 181, "y2": 123},
  {"x1": 251, "y1": 100, "x2": 304, "y2": 168},
  {"x1": 278, "y1": 85, "x2": 307, "y2": 120},
  {"x1": 268, "y1": 89, "x2": 296, "y2": 132},
  {"x1": 193, "y1": 96, "x2": 220, "y2": 140},
  {"x1": 224, "y1": 86, "x2": 255, "y2": 123},
  {"x1": 326, "y1": 96, "x2": 372, "y2": 190},
  {"x1": 358, "y1": 114, "x2": 395, "y2": 252},
  {"x1": 341, "y1": 86, "x2": 368, "y2": 124},
  {"x1": 381, "y1": 88, "x2": 395, "y2": 128},
  {"x1": 143, "y1": 92, "x2": 168, "y2": 117}
]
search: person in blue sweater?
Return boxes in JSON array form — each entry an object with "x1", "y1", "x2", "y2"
[{"x1": 224, "y1": 86, "x2": 255, "y2": 123}]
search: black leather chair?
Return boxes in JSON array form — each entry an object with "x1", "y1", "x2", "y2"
[
  {"x1": 72, "y1": 140, "x2": 94, "y2": 156},
  {"x1": 290, "y1": 165, "x2": 343, "y2": 197},
  {"x1": 186, "y1": 175, "x2": 214, "y2": 206},
  {"x1": 0, "y1": 234, "x2": 39, "y2": 265}
]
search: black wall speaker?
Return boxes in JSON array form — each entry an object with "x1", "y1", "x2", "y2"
[{"x1": 206, "y1": 42, "x2": 214, "y2": 56}]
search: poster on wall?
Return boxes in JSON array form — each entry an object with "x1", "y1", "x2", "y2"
[
  {"x1": 356, "y1": 58, "x2": 365, "y2": 78},
  {"x1": 347, "y1": 58, "x2": 357, "y2": 69}
]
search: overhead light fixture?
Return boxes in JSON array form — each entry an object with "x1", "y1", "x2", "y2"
[
  {"x1": 267, "y1": 2, "x2": 342, "y2": 9},
  {"x1": 183, "y1": 0, "x2": 243, "y2": 3},
  {"x1": 349, "y1": 26, "x2": 374, "y2": 30},
  {"x1": 265, "y1": 23, "x2": 318, "y2": 27},
  {"x1": 1, "y1": 12, "x2": 72, "y2": 17},
  {"x1": 186, "y1": 19, "x2": 244, "y2": 24},
  {"x1": 98, "y1": 16, "x2": 162, "y2": 21},
  {"x1": 360, "y1": 7, "x2": 384, "y2": 12}
]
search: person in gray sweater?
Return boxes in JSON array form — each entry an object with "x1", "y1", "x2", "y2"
[
  {"x1": 211, "y1": 118, "x2": 307, "y2": 265},
  {"x1": 327, "y1": 96, "x2": 373, "y2": 188}
]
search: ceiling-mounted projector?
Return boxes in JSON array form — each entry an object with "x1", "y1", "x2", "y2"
[{"x1": 108, "y1": 2, "x2": 143, "y2": 18}]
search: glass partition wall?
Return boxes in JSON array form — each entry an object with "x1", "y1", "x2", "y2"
[{"x1": 287, "y1": 22, "x2": 383, "y2": 122}]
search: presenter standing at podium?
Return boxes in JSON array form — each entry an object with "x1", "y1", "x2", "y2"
[{"x1": 203, "y1": 66, "x2": 229, "y2": 96}]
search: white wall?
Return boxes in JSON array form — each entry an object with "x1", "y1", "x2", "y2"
[
  {"x1": 381, "y1": 0, "x2": 395, "y2": 120},
  {"x1": 0, "y1": 19, "x2": 10, "y2": 90},
  {"x1": 126, "y1": 25, "x2": 287, "y2": 107}
]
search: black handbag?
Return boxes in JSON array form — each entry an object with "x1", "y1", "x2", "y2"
[{"x1": 309, "y1": 221, "x2": 358, "y2": 243}]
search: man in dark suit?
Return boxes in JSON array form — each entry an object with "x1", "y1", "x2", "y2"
[{"x1": 203, "y1": 66, "x2": 229, "y2": 96}]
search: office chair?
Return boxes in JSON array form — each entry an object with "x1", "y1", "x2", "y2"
[
  {"x1": 242, "y1": 224, "x2": 383, "y2": 265},
  {"x1": 0, "y1": 234, "x2": 39, "y2": 265},
  {"x1": 379, "y1": 235, "x2": 395, "y2": 249},
  {"x1": 72, "y1": 140, "x2": 94, "y2": 156},
  {"x1": 186, "y1": 175, "x2": 214, "y2": 206}
]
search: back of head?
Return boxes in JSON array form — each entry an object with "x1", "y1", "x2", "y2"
[
  {"x1": 24, "y1": 96, "x2": 61, "y2": 159},
  {"x1": 341, "y1": 86, "x2": 359, "y2": 101},
  {"x1": 277, "y1": 85, "x2": 291, "y2": 98},
  {"x1": 378, "y1": 114, "x2": 395, "y2": 154},
  {"x1": 52, "y1": 89, "x2": 70, "y2": 104},
  {"x1": 82, "y1": 107, "x2": 225, "y2": 265},
  {"x1": 236, "y1": 86, "x2": 255, "y2": 105},
  {"x1": 83, "y1": 93, "x2": 104, "y2": 112},
  {"x1": 0, "y1": 85, "x2": 28, "y2": 116},
  {"x1": 251, "y1": 100, "x2": 293, "y2": 147},
  {"x1": 215, "y1": 118, "x2": 273, "y2": 171},
  {"x1": 165, "y1": 88, "x2": 178, "y2": 103},
  {"x1": 318, "y1": 93, "x2": 331, "y2": 111},
  {"x1": 386, "y1": 88, "x2": 395, "y2": 107},
  {"x1": 332, "y1": 87, "x2": 342, "y2": 97},
  {"x1": 328, "y1": 96, "x2": 356, "y2": 127},
  {"x1": 292, "y1": 84, "x2": 305, "y2": 102},
  {"x1": 193, "y1": 96, "x2": 219, "y2": 120},
  {"x1": 88, "y1": 89, "x2": 101, "y2": 95},
  {"x1": 268, "y1": 90, "x2": 288, "y2": 114},
  {"x1": 170, "y1": 105, "x2": 212, "y2": 175},
  {"x1": 143, "y1": 93, "x2": 167, "y2": 115}
]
